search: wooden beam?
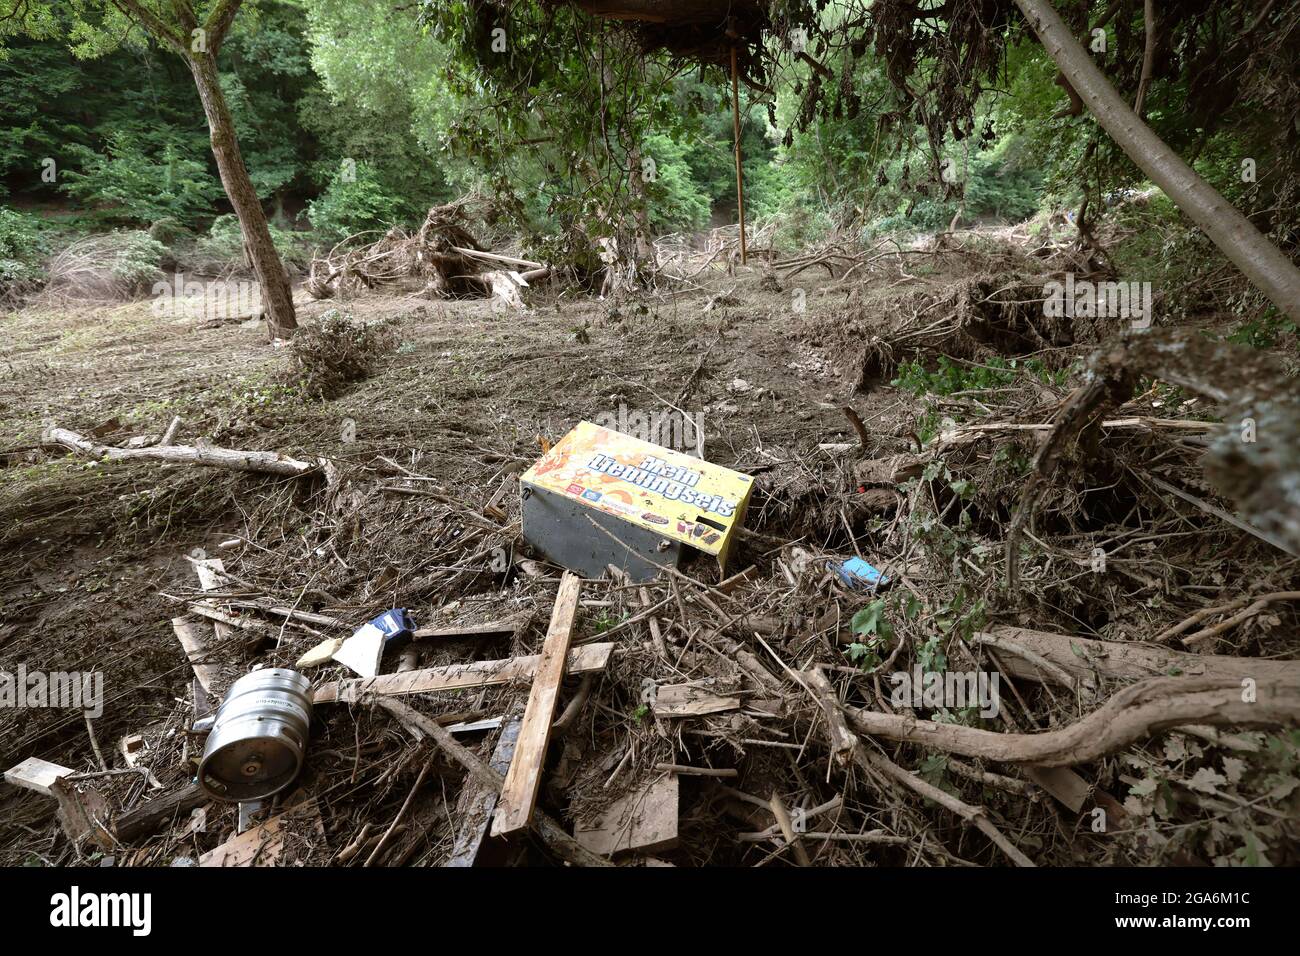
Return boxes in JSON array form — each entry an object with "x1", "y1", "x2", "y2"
[
  {"x1": 372, "y1": 697, "x2": 610, "y2": 866},
  {"x1": 115, "y1": 782, "x2": 208, "y2": 843},
  {"x1": 313, "y1": 641, "x2": 613, "y2": 705},
  {"x1": 413, "y1": 620, "x2": 523, "y2": 641},
  {"x1": 446, "y1": 717, "x2": 521, "y2": 867},
  {"x1": 4, "y1": 756, "x2": 73, "y2": 796},
  {"x1": 491, "y1": 572, "x2": 583, "y2": 837},
  {"x1": 172, "y1": 616, "x2": 220, "y2": 695}
]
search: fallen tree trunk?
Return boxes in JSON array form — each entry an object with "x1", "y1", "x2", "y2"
[
  {"x1": 843, "y1": 675, "x2": 1300, "y2": 768},
  {"x1": 1013, "y1": 0, "x2": 1300, "y2": 322},
  {"x1": 975, "y1": 626, "x2": 1300, "y2": 689},
  {"x1": 43, "y1": 427, "x2": 316, "y2": 478}
]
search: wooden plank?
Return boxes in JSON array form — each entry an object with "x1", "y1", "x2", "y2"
[
  {"x1": 193, "y1": 555, "x2": 238, "y2": 670},
  {"x1": 491, "y1": 571, "x2": 582, "y2": 837},
  {"x1": 114, "y1": 782, "x2": 208, "y2": 842},
  {"x1": 199, "y1": 799, "x2": 322, "y2": 867},
  {"x1": 575, "y1": 775, "x2": 679, "y2": 856},
  {"x1": 313, "y1": 641, "x2": 613, "y2": 705},
  {"x1": 4, "y1": 756, "x2": 73, "y2": 796},
  {"x1": 295, "y1": 636, "x2": 344, "y2": 669},
  {"x1": 652, "y1": 683, "x2": 741, "y2": 718},
  {"x1": 172, "y1": 616, "x2": 220, "y2": 694},
  {"x1": 1024, "y1": 766, "x2": 1092, "y2": 814},
  {"x1": 413, "y1": 620, "x2": 521, "y2": 641},
  {"x1": 446, "y1": 717, "x2": 521, "y2": 867}
]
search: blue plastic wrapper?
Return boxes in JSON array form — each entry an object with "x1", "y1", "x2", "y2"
[{"x1": 834, "y1": 557, "x2": 889, "y2": 589}]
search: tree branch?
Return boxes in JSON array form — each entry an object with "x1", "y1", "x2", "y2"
[
  {"x1": 108, "y1": 0, "x2": 187, "y2": 52},
  {"x1": 843, "y1": 675, "x2": 1300, "y2": 767},
  {"x1": 204, "y1": 0, "x2": 243, "y2": 54}
]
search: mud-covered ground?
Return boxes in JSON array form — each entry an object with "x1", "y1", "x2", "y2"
[{"x1": 2, "y1": 236, "x2": 1296, "y2": 867}]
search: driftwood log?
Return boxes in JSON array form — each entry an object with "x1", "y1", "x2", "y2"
[
  {"x1": 44, "y1": 427, "x2": 316, "y2": 478},
  {"x1": 975, "y1": 626, "x2": 1300, "y2": 689},
  {"x1": 842, "y1": 674, "x2": 1300, "y2": 768}
]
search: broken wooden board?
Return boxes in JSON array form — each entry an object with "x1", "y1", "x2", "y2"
[
  {"x1": 51, "y1": 779, "x2": 114, "y2": 850},
  {"x1": 1024, "y1": 766, "x2": 1092, "y2": 814},
  {"x1": 446, "y1": 717, "x2": 521, "y2": 867},
  {"x1": 172, "y1": 616, "x2": 220, "y2": 695},
  {"x1": 4, "y1": 756, "x2": 74, "y2": 796},
  {"x1": 199, "y1": 799, "x2": 322, "y2": 867},
  {"x1": 412, "y1": 620, "x2": 523, "y2": 641},
  {"x1": 492, "y1": 571, "x2": 581, "y2": 837},
  {"x1": 313, "y1": 642, "x2": 614, "y2": 705},
  {"x1": 575, "y1": 774, "x2": 679, "y2": 856},
  {"x1": 652, "y1": 683, "x2": 741, "y2": 718},
  {"x1": 193, "y1": 558, "x2": 233, "y2": 621}
]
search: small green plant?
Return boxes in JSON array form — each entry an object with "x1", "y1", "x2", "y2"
[
  {"x1": 892, "y1": 356, "x2": 1068, "y2": 397},
  {"x1": 1227, "y1": 312, "x2": 1297, "y2": 351},
  {"x1": 845, "y1": 598, "x2": 894, "y2": 669},
  {"x1": 307, "y1": 163, "x2": 406, "y2": 245}
]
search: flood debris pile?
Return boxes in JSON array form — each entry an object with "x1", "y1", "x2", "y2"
[{"x1": 3, "y1": 229, "x2": 1297, "y2": 867}]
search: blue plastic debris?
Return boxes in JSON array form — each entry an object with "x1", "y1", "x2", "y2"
[
  {"x1": 368, "y1": 608, "x2": 415, "y2": 644},
  {"x1": 835, "y1": 557, "x2": 889, "y2": 589}
]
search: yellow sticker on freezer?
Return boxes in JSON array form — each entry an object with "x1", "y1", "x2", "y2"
[{"x1": 521, "y1": 420, "x2": 755, "y2": 560}]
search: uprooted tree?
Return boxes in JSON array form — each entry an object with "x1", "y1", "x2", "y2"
[{"x1": 0, "y1": 0, "x2": 298, "y2": 338}]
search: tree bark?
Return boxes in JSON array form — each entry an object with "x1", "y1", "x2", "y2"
[
  {"x1": 1014, "y1": 0, "x2": 1300, "y2": 322},
  {"x1": 185, "y1": 51, "x2": 297, "y2": 338}
]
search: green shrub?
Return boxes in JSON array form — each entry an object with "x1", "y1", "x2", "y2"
[
  {"x1": 307, "y1": 163, "x2": 405, "y2": 245},
  {"x1": 60, "y1": 133, "x2": 221, "y2": 228},
  {"x1": 184, "y1": 214, "x2": 312, "y2": 276},
  {"x1": 45, "y1": 230, "x2": 166, "y2": 299},
  {"x1": 0, "y1": 208, "x2": 51, "y2": 300}
]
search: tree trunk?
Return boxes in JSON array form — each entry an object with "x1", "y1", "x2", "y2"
[
  {"x1": 186, "y1": 52, "x2": 297, "y2": 338},
  {"x1": 1014, "y1": 0, "x2": 1300, "y2": 323}
]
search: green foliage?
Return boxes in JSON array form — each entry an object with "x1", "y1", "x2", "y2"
[
  {"x1": 1227, "y1": 313, "x2": 1297, "y2": 351},
  {"x1": 104, "y1": 230, "x2": 169, "y2": 289},
  {"x1": 307, "y1": 163, "x2": 406, "y2": 245},
  {"x1": 0, "y1": 206, "x2": 50, "y2": 295},
  {"x1": 845, "y1": 598, "x2": 894, "y2": 670},
  {"x1": 186, "y1": 214, "x2": 311, "y2": 274},
  {"x1": 891, "y1": 356, "x2": 1067, "y2": 397},
  {"x1": 641, "y1": 132, "x2": 711, "y2": 232},
  {"x1": 61, "y1": 133, "x2": 221, "y2": 226}
]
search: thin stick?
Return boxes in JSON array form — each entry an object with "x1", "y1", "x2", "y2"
[{"x1": 364, "y1": 759, "x2": 430, "y2": 867}]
